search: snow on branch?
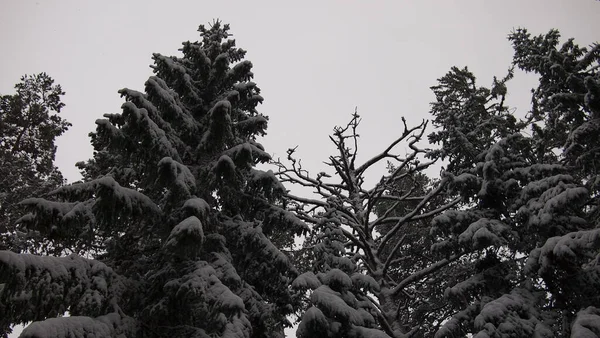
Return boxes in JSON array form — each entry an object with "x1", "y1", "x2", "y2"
[
  {"x1": 222, "y1": 218, "x2": 296, "y2": 275},
  {"x1": 150, "y1": 53, "x2": 202, "y2": 105},
  {"x1": 222, "y1": 142, "x2": 271, "y2": 168},
  {"x1": 221, "y1": 316, "x2": 252, "y2": 338},
  {"x1": 472, "y1": 289, "x2": 551, "y2": 338},
  {"x1": 94, "y1": 118, "x2": 123, "y2": 140},
  {"x1": 262, "y1": 204, "x2": 310, "y2": 237},
  {"x1": 145, "y1": 76, "x2": 187, "y2": 120},
  {"x1": 119, "y1": 87, "x2": 196, "y2": 138},
  {"x1": 350, "y1": 273, "x2": 380, "y2": 293},
  {"x1": 435, "y1": 304, "x2": 480, "y2": 338},
  {"x1": 310, "y1": 285, "x2": 372, "y2": 326},
  {"x1": 52, "y1": 176, "x2": 159, "y2": 217},
  {"x1": 526, "y1": 228, "x2": 600, "y2": 276},
  {"x1": 200, "y1": 100, "x2": 233, "y2": 150},
  {"x1": 16, "y1": 198, "x2": 96, "y2": 254},
  {"x1": 444, "y1": 274, "x2": 485, "y2": 305},
  {"x1": 571, "y1": 306, "x2": 600, "y2": 338},
  {"x1": 16, "y1": 176, "x2": 160, "y2": 248},
  {"x1": 157, "y1": 156, "x2": 196, "y2": 198},
  {"x1": 292, "y1": 272, "x2": 321, "y2": 290},
  {"x1": 164, "y1": 216, "x2": 205, "y2": 258},
  {"x1": 155, "y1": 260, "x2": 247, "y2": 324},
  {"x1": 120, "y1": 101, "x2": 181, "y2": 161},
  {"x1": 236, "y1": 115, "x2": 268, "y2": 137},
  {"x1": 515, "y1": 174, "x2": 574, "y2": 206},
  {"x1": 0, "y1": 251, "x2": 124, "y2": 327},
  {"x1": 19, "y1": 312, "x2": 135, "y2": 338},
  {"x1": 457, "y1": 218, "x2": 510, "y2": 250},
  {"x1": 211, "y1": 253, "x2": 243, "y2": 287},
  {"x1": 17, "y1": 198, "x2": 79, "y2": 221},
  {"x1": 296, "y1": 306, "x2": 329, "y2": 337},
  {"x1": 226, "y1": 60, "x2": 254, "y2": 85},
  {"x1": 182, "y1": 198, "x2": 210, "y2": 220}
]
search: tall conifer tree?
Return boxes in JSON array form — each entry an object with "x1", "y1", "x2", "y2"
[{"x1": 0, "y1": 21, "x2": 305, "y2": 338}]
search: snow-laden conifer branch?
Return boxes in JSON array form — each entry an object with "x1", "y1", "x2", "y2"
[
  {"x1": 0, "y1": 250, "x2": 126, "y2": 331},
  {"x1": 19, "y1": 312, "x2": 136, "y2": 338},
  {"x1": 571, "y1": 306, "x2": 600, "y2": 337}
]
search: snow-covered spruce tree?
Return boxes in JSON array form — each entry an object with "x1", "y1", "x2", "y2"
[
  {"x1": 430, "y1": 133, "x2": 596, "y2": 337},
  {"x1": 0, "y1": 21, "x2": 306, "y2": 338},
  {"x1": 428, "y1": 33, "x2": 600, "y2": 337},
  {"x1": 276, "y1": 113, "x2": 463, "y2": 338},
  {"x1": 0, "y1": 73, "x2": 69, "y2": 252},
  {"x1": 427, "y1": 66, "x2": 520, "y2": 174},
  {"x1": 509, "y1": 28, "x2": 600, "y2": 225},
  {"x1": 508, "y1": 28, "x2": 600, "y2": 336}
]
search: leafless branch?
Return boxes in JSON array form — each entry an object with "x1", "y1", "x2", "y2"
[
  {"x1": 391, "y1": 254, "x2": 461, "y2": 297},
  {"x1": 356, "y1": 118, "x2": 428, "y2": 176}
]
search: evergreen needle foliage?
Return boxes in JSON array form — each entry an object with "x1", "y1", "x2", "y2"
[
  {"x1": 0, "y1": 73, "x2": 70, "y2": 253},
  {"x1": 0, "y1": 21, "x2": 306, "y2": 338}
]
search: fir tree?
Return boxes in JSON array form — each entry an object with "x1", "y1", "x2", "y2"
[
  {"x1": 430, "y1": 132, "x2": 593, "y2": 337},
  {"x1": 430, "y1": 30, "x2": 600, "y2": 337},
  {"x1": 427, "y1": 66, "x2": 519, "y2": 174},
  {"x1": 509, "y1": 28, "x2": 600, "y2": 225},
  {"x1": 0, "y1": 21, "x2": 305, "y2": 338}
]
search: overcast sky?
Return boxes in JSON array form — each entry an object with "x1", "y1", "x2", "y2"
[
  {"x1": 1, "y1": 0, "x2": 599, "y2": 335},
  {"x1": 1, "y1": 1, "x2": 599, "y2": 185}
]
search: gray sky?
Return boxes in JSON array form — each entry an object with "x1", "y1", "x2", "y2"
[
  {"x1": 1, "y1": 1, "x2": 599, "y2": 185},
  {"x1": 0, "y1": 0, "x2": 600, "y2": 185},
  {"x1": 1, "y1": 0, "x2": 599, "y2": 336}
]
